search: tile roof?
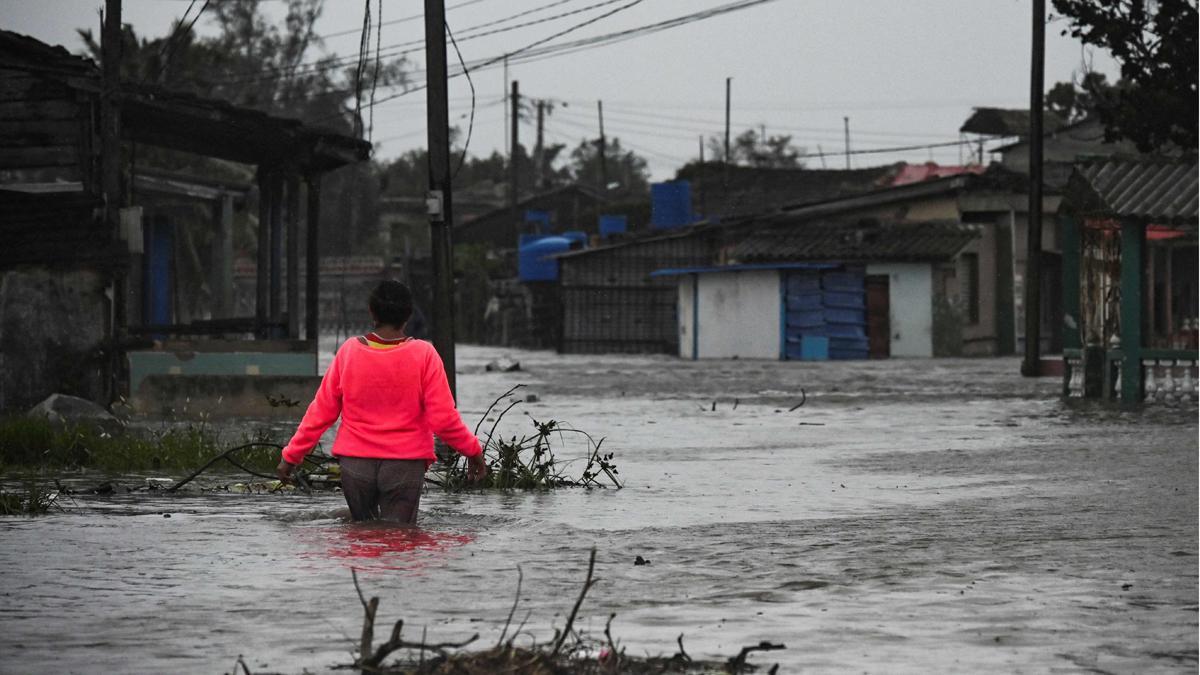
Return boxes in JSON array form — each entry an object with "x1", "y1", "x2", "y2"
[
  {"x1": 676, "y1": 162, "x2": 901, "y2": 219},
  {"x1": 1065, "y1": 158, "x2": 1198, "y2": 225},
  {"x1": 960, "y1": 107, "x2": 1066, "y2": 137},
  {"x1": 730, "y1": 220, "x2": 980, "y2": 264}
]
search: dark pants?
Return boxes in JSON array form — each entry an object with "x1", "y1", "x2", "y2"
[{"x1": 338, "y1": 457, "x2": 426, "y2": 523}]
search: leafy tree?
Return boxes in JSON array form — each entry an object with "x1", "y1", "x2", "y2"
[
  {"x1": 706, "y1": 128, "x2": 805, "y2": 168},
  {"x1": 567, "y1": 137, "x2": 650, "y2": 200},
  {"x1": 78, "y1": 0, "x2": 409, "y2": 255},
  {"x1": 1051, "y1": 0, "x2": 1197, "y2": 152},
  {"x1": 1046, "y1": 72, "x2": 1118, "y2": 123}
]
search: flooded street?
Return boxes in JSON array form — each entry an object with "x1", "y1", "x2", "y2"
[{"x1": 2, "y1": 345, "x2": 1196, "y2": 673}]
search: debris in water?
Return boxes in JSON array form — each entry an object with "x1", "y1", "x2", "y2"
[
  {"x1": 634, "y1": 555, "x2": 651, "y2": 566},
  {"x1": 485, "y1": 358, "x2": 521, "y2": 372}
]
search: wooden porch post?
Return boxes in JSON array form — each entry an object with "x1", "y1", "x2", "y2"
[
  {"x1": 305, "y1": 173, "x2": 322, "y2": 343},
  {"x1": 1120, "y1": 220, "x2": 1146, "y2": 404},
  {"x1": 255, "y1": 168, "x2": 271, "y2": 338},
  {"x1": 211, "y1": 193, "x2": 234, "y2": 318},
  {"x1": 269, "y1": 171, "x2": 284, "y2": 336},
  {"x1": 1060, "y1": 215, "x2": 1081, "y2": 351},
  {"x1": 286, "y1": 172, "x2": 301, "y2": 339}
]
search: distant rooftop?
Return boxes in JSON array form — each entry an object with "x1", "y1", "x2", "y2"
[{"x1": 960, "y1": 107, "x2": 1066, "y2": 137}]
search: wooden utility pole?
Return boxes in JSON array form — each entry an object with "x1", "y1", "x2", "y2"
[
  {"x1": 1021, "y1": 0, "x2": 1046, "y2": 377},
  {"x1": 843, "y1": 117, "x2": 851, "y2": 170},
  {"x1": 101, "y1": 0, "x2": 123, "y2": 403},
  {"x1": 424, "y1": 0, "x2": 457, "y2": 395},
  {"x1": 723, "y1": 77, "x2": 732, "y2": 182},
  {"x1": 597, "y1": 100, "x2": 607, "y2": 196},
  {"x1": 535, "y1": 99, "x2": 545, "y2": 190},
  {"x1": 510, "y1": 80, "x2": 520, "y2": 229},
  {"x1": 101, "y1": 0, "x2": 122, "y2": 228},
  {"x1": 697, "y1": 135, "x2": 706, "y2": 218}
]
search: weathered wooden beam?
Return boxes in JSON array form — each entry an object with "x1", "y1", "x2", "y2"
[
  {"x1": 269, "y1": 170, "x2": 284, "y2": 336},
  {"x1": 286, "y1": 171, "x2": 301, "y2": 339},
  {"x1": 305, "y1": 173, "x2": 321, "y2": 342},
  {"x1": 0, "y1": 146, "x2": 78, "y2": 168},
  {"x1": 255, "y1": 168, "x2": 271, "y2": 339},
  {"x1": 0, "y1": 99, "x2": 78, "y2": 118}
]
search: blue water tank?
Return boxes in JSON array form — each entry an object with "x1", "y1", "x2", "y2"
[
  {"x1": 599, "y1": 214, "x2": 627, "y2": 238},
  {"x1": 650, "y1": 181, "x2": 694, "y2": 229},
  {"x1": 519, "y1": 235, "x2": 572, "y2": 282},
  {"x1": 524, "y1": 209, "x2": 552, "y2": 233},
  {"x1": 562, "y1": 230, "x2": 588, "y2": 248}
]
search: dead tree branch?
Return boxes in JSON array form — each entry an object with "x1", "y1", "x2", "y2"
[
  {"x1": 727, "y1": 641, "x2": 786, "y2": 673},
  {"x1": 552, "y1": 547, "x2": 598, "y2": 655},
  {"x1": 496, "y1": 565, "x2": 524, "y2": 647}
]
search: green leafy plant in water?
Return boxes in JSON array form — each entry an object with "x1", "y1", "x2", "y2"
[
  {"x1": 429, "y1": 385, "x2": 621, "y2": 491},
  {"x1": 0, "y1": 482, "x2": 59, "y2": 516}
]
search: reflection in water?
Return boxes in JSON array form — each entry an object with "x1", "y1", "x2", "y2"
[{"x1": 300, "y1": 523, "x2": 474, "y2": 572}]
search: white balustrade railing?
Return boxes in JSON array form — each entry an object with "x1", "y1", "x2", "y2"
[{"x1": 1142, "y1": 358, "x2": 1200, "y2": 405}]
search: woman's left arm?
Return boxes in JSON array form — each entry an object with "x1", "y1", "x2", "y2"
[{"x1": 279, "y1": 349, "x2": 346, "y2": 470}]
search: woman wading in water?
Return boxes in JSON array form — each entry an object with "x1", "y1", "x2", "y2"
[{"x1": 276, "y1": 280, "x2": 488, "y2": 522}]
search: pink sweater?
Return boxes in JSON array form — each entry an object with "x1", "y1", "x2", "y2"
[{"x1": 281, "y1": 338, "x2": 482, "y2": 465}]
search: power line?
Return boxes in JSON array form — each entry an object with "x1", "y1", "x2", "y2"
[
  {"x1": 316, "y1": 0, "x2": 649, "y2": 121},
  {"x1": 345, "y1": 0, "x2": 784, "y2": 119},
  {"x1": 228, "y1": 0, "x2": 630, "y2": 87},
  {"x1": 321, "y1": 0, "x2": 495, "y2": 40}
]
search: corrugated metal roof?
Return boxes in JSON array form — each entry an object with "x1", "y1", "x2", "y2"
[
  {"x1": 1068, "y1": 158, "x2": 1199, "y2": 224},
  {"x1": 731, "y1": 221, "x2": 980, "y2": 264}
]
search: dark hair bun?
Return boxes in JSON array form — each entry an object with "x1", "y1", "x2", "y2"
[{"x1": 369, "y1": 280, "x2": 414, "y2": 327}]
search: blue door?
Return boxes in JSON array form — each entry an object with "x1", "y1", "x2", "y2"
[{"x1": 145, "y1": 217, "x2": 173, "y2": 329}]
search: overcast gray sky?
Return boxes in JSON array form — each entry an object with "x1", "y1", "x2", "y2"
[{"x1": 2, "y1": 0, "x2": 1118, "y2": 179}]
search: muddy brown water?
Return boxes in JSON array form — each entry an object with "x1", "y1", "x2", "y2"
[{"x1": 2, "y1": 345, "x2": 1196, "y2": 673}]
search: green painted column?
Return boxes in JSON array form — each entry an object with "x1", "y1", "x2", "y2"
[
  {"x1": 1061, "y1": 216, "x2": 1081, "y2": 351},
  {"x1": 1120, "y1": 220, "x2": 1145, "y2": 404}
]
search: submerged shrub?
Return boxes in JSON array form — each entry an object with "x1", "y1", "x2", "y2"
[
  {"x1": 429, "y1": 386, "x2": 621, "y2": 491},
  {"x1": 0, "y1": 482, "x2": 58, "y2": 516}
]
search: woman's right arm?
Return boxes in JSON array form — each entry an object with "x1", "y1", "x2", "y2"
[
  {"x1": 280, "y1": 349, "x2": 345, "y2": 466},
  {"x1": 421, "y1": 345, "x2": 483, "y2": 458}
]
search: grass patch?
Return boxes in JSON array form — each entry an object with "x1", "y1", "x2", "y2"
[{"x1": 0, "y1": 415, "x2": 280, "y2": 474}]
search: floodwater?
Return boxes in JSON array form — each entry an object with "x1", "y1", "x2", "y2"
[{"x1": 2, "y1": 345, "x2": 1196, "y2": 673}]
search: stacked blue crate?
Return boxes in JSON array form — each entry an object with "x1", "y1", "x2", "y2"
[
  {"x1": 783, "y1": 273, "x2": 825, "y2": 360},
  {"x1": 782, "y1": 269, "x2": 868, "y2": 360},
  {"x1": 820, "y1": 270, "x2": 868, "y2": 359}
]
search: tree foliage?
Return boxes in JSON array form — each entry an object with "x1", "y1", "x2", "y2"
[
  {"x1": 78, "y1": 0, "x2": 409, "y2": 256},
  {"x1": 706, "y1": 128, "x2": 805, "y2": 168},
  {"x1": 1046, "y1": 72, "x2": 1118, "y2": 123},
  {"x1": 1051, "y1": 0, "x2": 1198, "y2": 153}
]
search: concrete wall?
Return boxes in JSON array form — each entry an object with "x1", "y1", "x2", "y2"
[
  {"x1": 688, "y1": 270, "x2": 781, "y2": 359},
  {"x1": 677, "y1": 275, "x2": 697, "y2": 359},
  {"x1": 866, "y1": 263, "x2": 933, "y2": 357},
  {"x1": 130, "y1": 374, "x2": 320, "y2": 419},
  {"x1": 0, "y1": 268, "x2": 109, "y2": 411}
]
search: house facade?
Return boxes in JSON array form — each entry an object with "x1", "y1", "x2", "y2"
[{"x1": 0, "y1": 31, "x2": 369, "y2": 414}]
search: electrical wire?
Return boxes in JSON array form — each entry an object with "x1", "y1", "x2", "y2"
[
  {"x1": 446, "y1": 18, "x2": 475, "y2": 179},
  {"x1": 368, "y1": 0, "x2": 382, "y2": 144},
  {"x1": 352, "y1": 0, "x2": 371, "y2": 138},
  {"x1": 152, "y1": 0, "x2": 209, "y2": 83},
  {"x1": 320, "y1": 0, "x2": 497, "y2": 40},
  {"x1": 313, "y1": 0, "x2": 649, "y2": 122},
  {"x1": 225, "y1": 0, "x2": 630, "y2": 86}
]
